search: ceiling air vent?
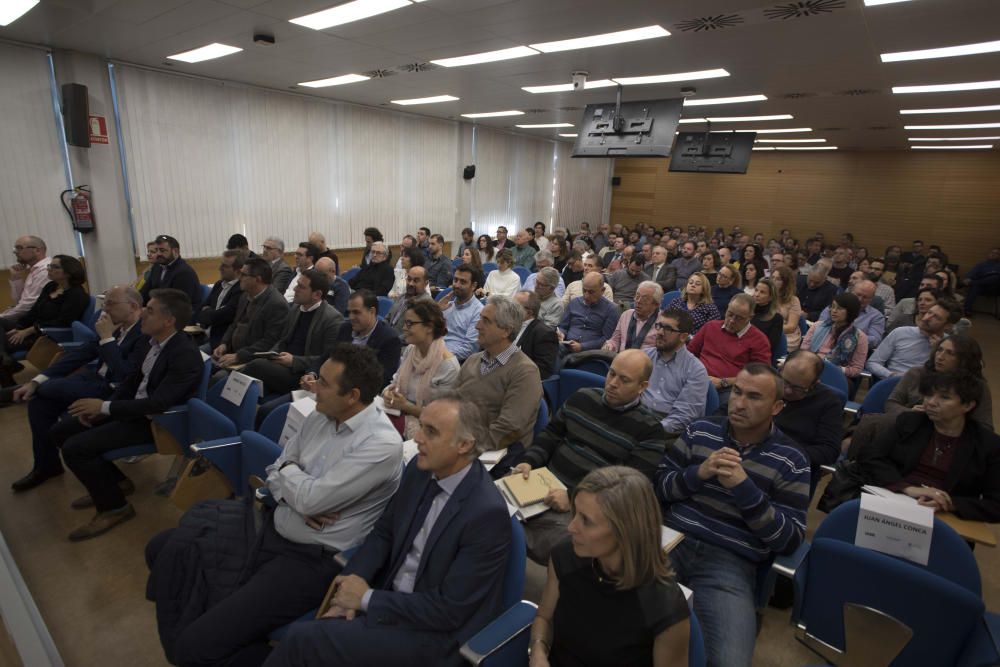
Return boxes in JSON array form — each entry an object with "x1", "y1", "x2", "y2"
[
  {"x1": 777, "y1": 92, "x2": 817, "y2": 99},
  {"x1": 674, "y1": 14, "x2": 745, "y2": 32},
  {"x1": 867, "y1": 126, "x2": 894, "y2": 131},
  {"x1": 764, "y1": 0, "x2": 846, "y2": 20},
  {"x1": 557, "y1": 106, "x2": 582, "y2": 112},
  {"x1": 838, "y1": 88, "x2": 879, "y2": 96},
  {"x1": 398, "y1": 62, "x2": 439, "y2": 73},
  {"x1": 524, "y1": 108, "x2": 549, "y2": 114},
  {"x1": 362, "y1": 68, "x2": 396, "y2": 79}
]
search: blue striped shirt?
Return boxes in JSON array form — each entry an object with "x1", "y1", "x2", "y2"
[{"x1": 655, "y1": 417, "x2": 810, "y2": 563}]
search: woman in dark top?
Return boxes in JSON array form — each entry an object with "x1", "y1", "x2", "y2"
[
  {"x1": 751, "y1": 278, "x2": 784, "y2": 360},
  {"x1": 1, "y1": 255, "x2": 88, "y2": 369},
  {"x1": 700, "y1": 250, "x2": 720, "y2": 286},
  {"x1": 529, "y1": 466, "x2": 690, "y2": 667},
  {"x1": 548, "y1": 236, "x2": 569, "y2": 272},
  {"x1": 859, "y1": 370, "x2": 1000, "y2": 522}
]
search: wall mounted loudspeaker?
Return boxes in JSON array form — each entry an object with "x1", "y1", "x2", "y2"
[
  {"x1": 61, "y1": 83, "x2": 90, "y2": 148},
  {"x1": 463, "y1": 165, "x2": 476, "y2": 180}
]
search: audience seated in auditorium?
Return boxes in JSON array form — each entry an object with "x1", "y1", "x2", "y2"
[
  {"x1": 607, "y1": 255, "x2": 647, "y2": 310},
  {"x1": 314, "y1": 256, "x2": 350, "y2": 317},
  {"x1": 226, "y1": 233, "x2": 256, "y2": 260},
  {"x1": 818, "y1": 279, "x2": 884, "y2": 348},
  {"x1": 664, "y1": 272, "x2": 721, "y2": 337},
  {"x1": 424, "y1": 234, "x2": 453, "y2": 291},
  {"x1": 796, "y1": 264, "x2": 839, "y2": 322},
  {"x1": 740, "y1": 262, "x2": 762, "y2": 296},
  {"x1": 561, "y1": 250, "x2": 584, "y2": 286},
  {"x1": 284, "y1": 242, "x2": 319, "y2": 303},
  {"x1": 0, "y1": 235, "x2": 52, "y2": 329},
  {"x1": 641, "y1": 309, "x2": 709, "y2": 436},
  {"x1": 458, "y1": 244, "x2": 485, "y2": 280},
  {"x1": 700, "y1": 250, "x2": 721, "y2": 286},
  {"x1": 963, "y1": 247, "x2": 1000, "y2": 316},
  {"x1": 602, "y1": 237, "x2": 627, "y2": 272},
  {"x1": 775, "y1": 350, "x2": 844, "y2": 492},
  {"x1": 480, "y1": 248, "x2": 521, "y2": 298},
  {"x1": 529, "y1": 466, "x2": 691, "y2": 667},
  {"x1": 770, "y1": 266, "x2": 803, "y2": 352},
  {"x1": 532, "y1": 267, "x2": 565, "y2": 329},
  {"x1": 548, "y1": 235, "x2": 571, "y2": 272},
  {"x1": 562, "y1": 254, "x2": 613, "y2": 306},
  {"x1": 8, "y1": 286, "x2": 145, "y2": 493},
  {"x1": 241, "y1": 269, "x2": 343, "y2": 396},
  {"x1": 147, "y1": 345, "x2": 403, "y2": 667},
  {"x1": 457, "y1": 295, "x2": 542, "y2": 457},
  {"x1": 349, "y1": 241, "x2": 394, "y2": 296},
  {"x1": 49, "y1": 289, "x2": 203, "y2": 541},
  {"x1": 858, "y1": 370, "x2": 1000, "y2": 523},
  {"x1": 454, "y1": 227, "x2": 475, "y2": 259},
  {"x1": 414, "y1": 227, "x2": 430, "y2": 257},
  {"x1": 511, "y1": 229, "x2": 536, "y2": 270},
  {"x1": 888, "y1": 282, "x2": 941, "y2": 333},
  {"x1": 383, "y1": 299, "x2": 460, "y2": 439},
  {"x1": 439, "y1": 264, "x2": 483, "y2": 361},
  {"x1": 134, "y1": 241, "x2": 157, "y2": 292},
  {"x1": 514, "y1": 290, "x2": 558, "y2": 379},
  {"x1": 669, "y1": 241, "x2": 701, "y2": 288},
  {"x1": 710, "y1": 263, "x2": 742, "y2": 315},
  {"x1": 139, "y1": 235, "x2": 202, "y2": 311},
  {"x1": 827, "y1": 247, "x2": 853, "y2": 289},
  {"x1": 750, "y1": 279, "x2": 784, "y2": 358},
  {"x1": 523, "y1": 250, "x2": 565, "y2": 296},
  {"x1": 866, "y1": 297, "x2": 962, "y2": 380},
  {"x1": 591, "y1": 222, "x2": 609, "y2": 253},
  {"x1": 867, "y1": 257, "x2": 896, "y2": 317},
  {"x1": 261, "y1": 397, "x2": 510, "y2": 667},
  {"x1": 477, "y1": 234, "x2": 495, "y2": 265},
  {"x1": 494, "y1": 225, "x2": 515, "y2": 251},
  {"x1": 802, "y1": 292, "x2": 869, "y2": 379},
  {"x1": 656, "y1": 364, "x2": 809, "y2": 667},
  {"x1": 644, "y1": 244, "x2": 677, "y2": 293},
  {"x1": 603, "y1": 281, "x2": 662, "y2": 353},
  {"x1": 0, "y1": 255, "x2": 90, "y2": 384},
  {"x1": 388, "y1": 246, "x2": 425, "y2": 300},
  {"x1": 359, "y1": 227, "x2": 386, "y2": 268},
  {"x1": 386, "y1": 266, "x2": 430, "y2": 333},
  {"x1": 213, "y1": 258, "x2": 290, "y2": 368},
  {"x1": 307, "y1": 231, "x2": 339, "y2": 274},
  {"x1": 195, "y1": 249, "x2": 244, "y2": 350},
  {"x1": 510, "y1": 349, "x2": 664, "y2": 563},
  {"x1": 687, "y1": 293, "x2": 771, "y2": 407},
  {"x1": 338, "y1": 290, "x2": 402, "y2": 387},
  {"x1": 260, "y1": 237, "x2": 295, "y2": 294},
  {"x1": 558, "y1": 273, "x2": 619, "y2": 354}
]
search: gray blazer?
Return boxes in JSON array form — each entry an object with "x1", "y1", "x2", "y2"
[
  {"x1": 270, "y1": 259, "x2": 296, "y2": 294},
  {"x1": 273, "y1": 300, "x2": 344, "y2": 374},
  {"x1": 223, "y1": 286, "x2": 290, "y2": 363}
]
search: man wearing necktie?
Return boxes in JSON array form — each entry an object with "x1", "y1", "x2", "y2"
[{"x1": 262, "y1": 396, "x2": 512, "y2": 667}]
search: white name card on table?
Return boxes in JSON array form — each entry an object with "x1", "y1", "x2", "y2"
[
  {"x1": 278, "y1": 395, "x2": 316, "y2": 448},
  {"x1": 855, "y1": 493, "x2": 934, "y2": 565},
  {"x1": 221, "y1": 371, "x2": 257, "y2": 406}
]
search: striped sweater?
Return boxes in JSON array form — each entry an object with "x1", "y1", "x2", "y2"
[
  {"x1": 655, "y1": 417, "x2": 810, "y2": 563},
  {"x1": 518, "y1": 388, "x2": 668, "y2": 487}
]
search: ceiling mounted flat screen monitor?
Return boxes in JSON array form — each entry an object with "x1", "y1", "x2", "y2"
[
  {"x1": 572, "y1": 98, "x2": 683, "y2": 157},
  {"x1": 669, "y1": 131, "x2": 756, "y2": 174}
]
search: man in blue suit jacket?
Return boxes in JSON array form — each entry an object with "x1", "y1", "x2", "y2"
[
  {"x1": 262, "y1": 396, "x2": 511, "y2": 667},
  {"x1": 10, "y1": 285, "x2": 147, "y2": 493}
]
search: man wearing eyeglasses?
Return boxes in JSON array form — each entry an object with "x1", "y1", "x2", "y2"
[
  {"x1": 348, "y1": 242, "x2": 394, "y2": 297},
  {"x1": 641, "y1": 309, "x2": 710, "y2": 437},
  {"x1": 1, "y1": 236, "x2": 51, "y2": 328},
  {"x1": 774, "y1": 350, "x2": 844, "y2": 496}
]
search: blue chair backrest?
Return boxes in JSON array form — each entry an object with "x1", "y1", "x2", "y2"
[
  {"x1": 71, "y1": 320, "x2": 98, "y2": 343},
  {"x1": 435, "y1": 287, "x2": 452, "y2": 302},
  {"x1": 259, "y1": 402, "x2": 291, "y2": 443},
  {"x1": 814, "y1": 499, "x2": 982, "y2": 595},
  {"x1": 799, "y1": 315, "x2": 810, "y2": 336},
  {"x1": 773, "y1": 332, "x2": 788, "y2": 365},
  {"x1": 196, "y1": 357, "x2": 213, "y2": 401},
  {"x1": 200, "y1": 283, "x2": 212, "y2": 305},
  {"x1": 799, "y1": 538, "x2": 983, "y2": 667},
  {"x1": 204, "y1": 377, "x2": 261, "y2": 434},
  {"x1": 533, "y1": 398, "x2": 549, "y2": 437},
  {"x1": 512, "y1": 266, "x2": 531, "y2": 285},
  {"x1": 451, "y1": 257, "x2": 463, "y2": 268},
  {"x1": 80, "y1": 295, "x2": 96, "y2": 328},
  {"x1": 857, "y1": 375, "x2": 902, "y2": 417},
  {"x1": 341, "y1": 267, "x2": 360, "y2": 282},
  {"x1": 503, "y1": 516, "x2": 527, "y2": 610},
  {"x1": 660, "y1": 290, "x2": 682, "y2": 310},
  {"x1": 483, "y1": 262, "x2": 498, "y2": 274},
  {"x1": 819, "y1": 360, "x2": 849, "y2": 405},
  {"x1": 240, "y1": 430, "x2": 283, "y2": 485},
  {"x1": 556, "y1": 370, "x2": 605, "y2": 412},
  {"x1": 566, "y1": 357, "x2": 610, "y2": 377},
  {"x1": 377, "y1": 296, "x2": 394, "y2": 318},
  {"x1": 705, "y1": 383, "x2": 720, "y2": 417},
  {"x1": 688, "y1": 610, "x2": 706, "y2": 667}
]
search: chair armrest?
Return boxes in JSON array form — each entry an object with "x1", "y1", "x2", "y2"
[
  {"x1": 334, "y1": 545, "x2": 360, "y2": 569},
  {"x1": 58, "y1": 341, "x2": 86, "y2": 351},
  {"x1": 39, "y1": 327, "x2": 73, "y2": 343},
  {"x1": 254, "y1": 486, "x2": 278, "y2": 509},
  {"x1": 844, "y1": 401, "x2": 861, "y2": 415},
  {"x1": 460, "y1": 601, "x2": 538, "y2": 666},
  {"x1": 819, "y1": 464, "x2": 837, "y2": 475},
  {"x1": 190, "y1": 439, "x2": 242, "y2": 453},
  {"x1": 773, "y1": 541, "x2": 810, "y2": 579}
]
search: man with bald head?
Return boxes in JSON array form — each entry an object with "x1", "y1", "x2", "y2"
[
  {"x1": 307, "y1": 231, "x2": 339, "y2": 274},
  {"x1": 818, "y1": 279, "x2": 885, "y2": 347},
  {"x1": 315, "y1": 257, "x2": 349, "y2": 316},
  {"x1": 557, "y1": 272, "x2": 619, "y2": 353},
  {"x1": 1, "y1": 235, "x2": 51, "y2": 328},
  {"x1": 510, "y1": 348, "x2": 668, "y2": 563}
]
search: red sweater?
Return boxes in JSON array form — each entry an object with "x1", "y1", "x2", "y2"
[{"x1": 687, "y1": 322, "x2": 771, "y2": 378}]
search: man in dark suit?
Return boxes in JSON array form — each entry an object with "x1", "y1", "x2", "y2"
[
  {"x1": 139, "y1": 235, "x2": 202, "y2": 312},
  {"x1": 349, "y1": 241, "x2": 394, "y2": 296},
  {"x1": 9, "y1": 285, "x2": 146, "y2": 492},
  {"x1": 494, "y1": 226, "x2": 515, "y2": 251},
  {"x1": 195, "y1": 250, "x2": 244, "y2": 350},
  {"x1": 339, "y1": 289, "x2": 402, "y2": 387},
  {"x1": 214, "y1": 258, "x2": 289, "y2": 368},
  {"x1": 645, "y1": 245, "x2": 678, "y2": 292},
  {"x1": 49, "y1": 289, "x2": 204, "y2": 541},
  {"x1": 514, "y1": 290, "x2": 558, "y2": 379},
  {"x1": 261, "y1": 236, "x2": 295, "y2": 294},
  {"x1": 262, "y1": 396, "x2": 511, "y2": 667}
]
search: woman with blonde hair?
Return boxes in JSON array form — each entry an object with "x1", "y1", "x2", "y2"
[
  {"x1": 665, "y1": 271, "x2": 720, "y2": 335},
  {"x1": 381, "y1": 299, "x2": 460, "y2": 438},
  {"x1": 528, "y1": 466, "x2": 690, "y2": 667},
  {"x1": 751, "y1": 278, "x2": 784, "y2": 358},
  {"x1": 771, "y1": 266, "x2": 803, "y2": 351}
]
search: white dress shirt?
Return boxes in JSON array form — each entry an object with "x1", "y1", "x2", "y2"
[{"x1": 2, "y1": 256, "x2": 52, "y2": 321}]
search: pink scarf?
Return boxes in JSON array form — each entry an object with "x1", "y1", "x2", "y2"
[{"x1": 395, "y1": 338, "x2": 448, "y2": 408}]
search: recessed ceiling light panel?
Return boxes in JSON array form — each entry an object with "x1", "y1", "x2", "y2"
[
  {"x1": 612, "y1": 69, "x2": 730, "y2": 86},
  {"x1": 290, "y1": 0, "x2": 412, "y2": 30},
  {"x1": 298, "y1": 73, "x2": 370, "y2": 88},
  {"x1": 391, "y1": 95, "x2": 459, "y2": 105},
  {"x1": 522, "y1": 80, "x2": 617, "y2": 94},
  {"x1": 908, "y1": 136, "x2": 1000, "y2": 141},
  {"x1": 515, "y1": 123, "x2": 574, "y2": 128},
  {"x1": 683, "y1": 94, "x2": 768, "y2": 106},
  {"x1": 912, "y1": 144, "x2": 994, "y2": 150},
  {"x1": 756, "y1": 138, "x2": 827, "y2": 143},
  {"x1": 167, "y1": 43, "x2": 243, "y2": 63},
  {"x1": 893, "y1": 80, "x2": 1000, "y2": 94},
  {"x1": 431, "y1": 46, "x2": 538, "y2": 68},
  {"x1": 882, "y1": 39, "x2": 1000, "y2": 63},
  {"x1": 905, "y1": 122, "x2": 1000, "y2": 129},
  {"x1": 0, "y1": 0, "x2": 38, "y2": 26},
  {"x1": 530, "y1": 25, "x2": 669, "y2": 53},
  {"x1": 900, "y1": 104, "x2": 1000, "y2": 115},
  {"x1": 461, "y1": 110, "x2": 525, "y2": 118}
]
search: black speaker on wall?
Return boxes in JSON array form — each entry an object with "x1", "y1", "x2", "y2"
[
  {"x1": 463, "y1": 165, "x2": 476, "y2": 180},
  {"x1": 61, "y1": 83, "x2": 90, "y2": 148},
  {"x1": 612, "y1": 176, "x2": 621, "y2": 186}
]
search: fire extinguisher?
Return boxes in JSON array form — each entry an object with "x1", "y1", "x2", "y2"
[{"x1": 60, "y1": 185, "x2": 95, "y2": 233}]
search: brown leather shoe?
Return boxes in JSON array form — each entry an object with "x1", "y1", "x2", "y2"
[
  {"x1": 70, "y1": 479, "x2": 136, "y2": 510},
  {"x1": 68, "y1": 504, "x2": 136, "y2": 542}
]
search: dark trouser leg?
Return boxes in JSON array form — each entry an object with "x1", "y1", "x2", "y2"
[
  {"x1": 965, "y1": 276, "x2": 1000, "y2": 314},
  {"x1": 241, "y1": 360, "x2": 300, "y2": 396},
  {"x1": 29, "y1": 375, "x2": 111, "y2": 473},
  {"x1": 54, "y1": 418, "x2": 152, "y2": 512}
]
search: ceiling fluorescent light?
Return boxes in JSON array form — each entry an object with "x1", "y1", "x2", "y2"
[
  {"x1": 431, "y1": 46, "x2": 538, "y2": 68},
  {"x1": 911, "y1": 145, "x2": 994, "y2": 150},
  {"x1": 0, "y1": 0, "x2": 38, "y2": 26},
  {"x1": 707, "y1": 114, "x2": 792, "y2": 122},
  {"x1": 864, "y1": 0, "x2": 915, "y2": 5},
  {"x1": 559, "y1": 133, "x2": 578, "y2": 137},
  {"x1": 776, "y1": 146, "x2": 838, "y2": 150},
  {"x1": 908, "y1": 136, "x2": 1000, "y2": 141},
  {"x1": 461, "y1": 110, "x2": 525, "y2": 118},
  {"x1": 711, "y1": 127, "x2": 813, "y2": 134},
  {"x1": 515, "y1": 123, "x2": 574, "y2": 129},
  {"x1": 905, "y1": 122, "x2": 1000, "y2": 129},
  {"x1": 756, "y1": 138, "x2": 827, "y2": 143},
  {"x1": 893, "y1": 80, "x2": 1000, "y2": 94},
  {"x1": 530, "y1": 25, "x2": 669, "y2": 53},
  {"x1": 290, "y1": 0, "x2": 411, "y2": 30},
  {"x1": 684, "y1": 94, "x2": 768, "y2": 106},
  {"x1": 752, "y1": 147, "x2": 776, "y2": 151},
  {"x1": 882, "y1": 39, "x2": 1000, "y2": 63},
  {"x1": 522, "y1": 80, "x2": 617, "y2": 94},
  {"x1": 298, "y1": 73, "x2": 370, "y2": 88},
  {"x1": 167, "y1": 43, "x2": 243, "y2": 63},
  {"x1": 900, "y1": 104, "x2": 1000, "y2": 115},
  {"x1": 678, "y1": 119, "x2": 707, "y2": 124},
  {"x1": 391, "y1": 95, "x2": 459, "y2": 105},
  {"x1": 613, "y1": 69, "x2": 730, "y2": 85}
]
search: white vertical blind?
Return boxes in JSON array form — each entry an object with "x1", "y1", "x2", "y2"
[
  {"x1": 0, "y1": 44, "x2": 76, "y2": 269},
  {"x1": 553, "y1": 141, "x2": 613, "y2": 232}
]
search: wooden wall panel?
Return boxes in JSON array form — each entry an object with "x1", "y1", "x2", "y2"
[{"x1": 611, "y1": 152, "x2": 1000, "y2": 273}]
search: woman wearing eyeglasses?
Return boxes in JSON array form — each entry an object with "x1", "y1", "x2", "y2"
[
  {"x1": 381, "y1": 299, "x2": 459, "y2": 439},
  {"x1": 1, "y1": 255, "x2": 89, "y2": 386}
]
